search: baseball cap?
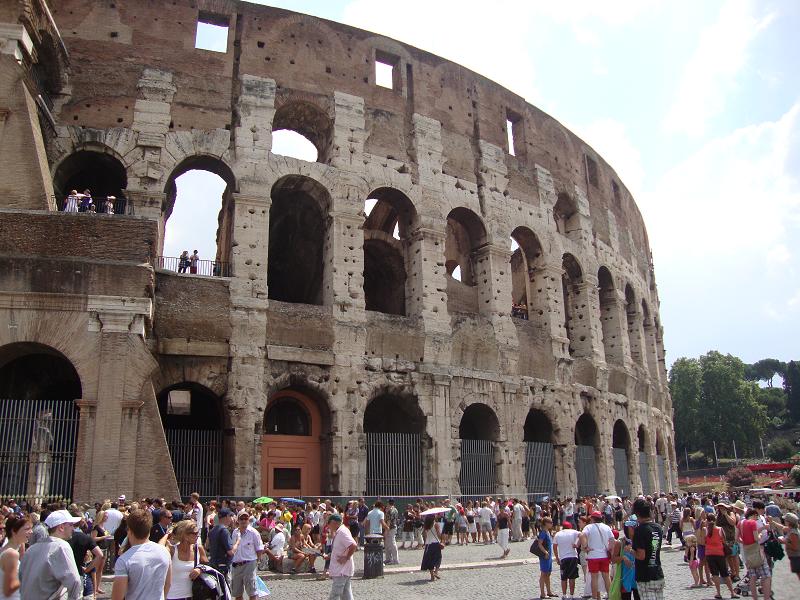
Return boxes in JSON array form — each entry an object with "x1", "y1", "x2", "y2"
[
  {"x1": 45, "y1": 510, "x2": 82, "y2": 528},
  {"x1": 218, "y1": 508, "x2": 233, "y2": 518},
  {"x1": 591, "y1": 511, "x2": 603, "y2": 519},
  {"x1": 562, "y1": 521, "x2": 573, "y2": 529}
]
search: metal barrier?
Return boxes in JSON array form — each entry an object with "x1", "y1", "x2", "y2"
[
  {"x1": 656, "y1": 455, "x2": 667, "y2": 493},
  {"x1": 525, "y1": 441, "x2": 556, "y2": 498},
  {"x1": 576, "y1": 445, "x2": 599, "y2": 497},
  {"x1": 459, "y1": 439, "x2": 496, "y2": 497},
  {"x1": 54, "y1": 194, "x2": 131, "y2": 215},
  {"x1": 639, "y1": 451, "x2": 651, "y2": 495},
  {"x1": 165, "y1": 429, "x2": 223, "y2": 498},
  {"x1": 613, "y1": 448, "x2": 630, "y2": 496},
  {"x1": 0, "y1": 398, "x2": 79, "y2": 501},
  {"x1": 156, "y1": 256, "x2": 232, "y2": 277},
  {"x1": 365, "y1": 432, "x2": 423, "y2": 497}
]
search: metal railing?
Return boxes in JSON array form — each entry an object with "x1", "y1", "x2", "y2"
[
  {"x1": 365, "y1": 433, "x2": 423, "y2": 497},
  {"x1": 166, "y1": 429, "x2": 223, "y2": 498},
  {"x1": 54, "y1": 194, "x2": 132, "y2": 215},
  {"x1": 156, "y1": 256, "x2": 232, "y2": 278},
  {"x1": 459, "y1": 439, "x2": 496, "y2": 497}
]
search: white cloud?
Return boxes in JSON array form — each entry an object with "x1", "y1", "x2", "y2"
[
  {"x1": 573, "y1": 118, "x2": 645, "y2": 196},
  {"x1": 663, "y1": 0, "x2": 774, "y2": 136}
]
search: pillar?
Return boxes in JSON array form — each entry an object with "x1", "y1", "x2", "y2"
[
  {"x1": 474, "y1": 243, "x2": 519, "y2": 374},
  {"x1": 429, "y1": 375, "x2": 457, "y2": 495},
  {"x1": 530, "y1": 264, "x2": 570, "y2": 359}
]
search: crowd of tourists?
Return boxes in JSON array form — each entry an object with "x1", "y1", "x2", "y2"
[
  {"x1": 0, "y1": 490, "x2": 798, "y2": 599},
  {"x1": 61, "y1": 189, "x2": 117, "y2": 214}
]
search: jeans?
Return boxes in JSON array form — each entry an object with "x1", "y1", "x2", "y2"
[
  {"x1": 329, "y1": 575, "x2": 354, "y2": 600},
  {"x1": 666, "y1": 523, "x2": 684, "y2": 545},
  {"x1": 384, "y1": 527, "x2": 399, "y2": 564}
]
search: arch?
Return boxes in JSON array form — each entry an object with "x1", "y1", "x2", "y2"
[
  {"x1": 612, "y1": 419, "x2": 633, "y2": 496},
  {"x1": 625, "y1": 284, "x2": 644, "y2": 367},
  {"x1": 363, "y1": 236, "x2": 406, "y2": 315},
  {"x1": 156, "y1": 382, "x2": 222, "y2": 430},
  {"x1": 510, "y1": 226, "x2": 545, "y2": 321},
  {"x1": 268, "y1": 175, "x2": 331, "y2": 305},
  {"x1": 612, "y1": 420, "x2": 631, "y2": 449},
  {"x1": 364, "y1": 187, "x2": 418, "y2": 240},
  {"x1": 0, "y1": 343, "x2": 82, "y2": 500},
  {"x1": 524, "y1": 408, "x2": 554, "y2": 443},
  {"x1": 562, "y1": 253, "x2": 584, "y2": 357},
  {"x1": 637, "y1": 425, "x2": 647, "y2": 452},
  {"x1": 575, "y1": 412, "x2": 598, "y2": 447},
  {"x1": 262, "y1": 387, "x2": 330, "y2": 496},
  {"x1": 364, "y1": 393, "x2": 426, "y2": 434},
  {"x1": 575, "y1": 412, "x2": 599, "y2": 496},
  {"x1": 163, "y1": 155, "x2": 236, "y2": 221},
  {"x1": 553, "y1": 192, "x2": 579, "y2": 236},
  {"x1": 272, "y1": 99, "x2": 333, "y2": 163},
  {"x1": 597, "y1": 266, "x2": 623, "y2": 366},
  {"x1": 445, "y1": 207, "x2": 487, "y2": 286},
  {"x1": 459, "y1": 403, "x2": 500, "y2": 441},
  {"x1": 52, "y1": 149, "x2": 128, "y2": 208}
]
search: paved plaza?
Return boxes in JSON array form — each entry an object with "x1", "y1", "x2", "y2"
[{"x1": 96, "y1": 539, "x2": 799, "y2": 599}]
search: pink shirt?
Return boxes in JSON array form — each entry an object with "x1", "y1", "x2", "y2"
[{"x1": 329, "y1": 525, "x2": 357, "y2": 578}]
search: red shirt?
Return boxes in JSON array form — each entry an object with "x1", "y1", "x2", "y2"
[{"x1": 740, "y1": 518, "x2": 758, "y2": 545}]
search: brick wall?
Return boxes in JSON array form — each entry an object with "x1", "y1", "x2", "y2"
[
  {"x1": 154, "y1": 272, "x2": 231, "y2": 342},
  {"x1": 0, "y1": 210, "x2": 157, "y2": 263}
]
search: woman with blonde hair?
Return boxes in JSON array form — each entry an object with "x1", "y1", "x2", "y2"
[
  {"x1": 91, "y1": 510, "x2": 114, "y2": 594},
  {"x1": 161, "y1": 519, "x2": 208, "y2": 599}
]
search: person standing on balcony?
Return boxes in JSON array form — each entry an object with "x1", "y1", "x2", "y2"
[
  {"x1": 189, "y1": 250, "x2": 200, "y2": 274},
  {"x1": 64, "y1": 190, "x2": 80, "y2": 212},
  {"x1": 178, "y1": 251, "x2": 189, "y2": 274}
]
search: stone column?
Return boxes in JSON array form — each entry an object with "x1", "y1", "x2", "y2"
[
  {"x1": 474, "y1": 244, "x2": 519, "y2": 374},
  {"x1": 643, "y1": 316, "x2": 661, "y2": 385},
  {"x1": 72, "y1": 399, "x2": 97, "y2": 501},
  {"x1": 626, "y1": 306, "x2": 647, "y2": 373},
  {"x1": 117, "y1": 400, "x2": 144, "y2": 497},
  {"x1": 595, "y1": 415, "x2": 615, "y2": 494},
  {"x1": 501, "y1": 383, "x2": 525, "y2": 497},
  {"x1": 555, "y1": 443, "x2": 575, "y2": 498},
  {"x1": 628, "y1": 445, "x2": 642, "y2": 498},
  {"x1": 428, "y1": 375, "x2": 457, "y2": 495},
  {"x1": 600, "y1": 288, "x2": 630, "y2": 367},
  {"x1": 124, "y1": 190, "x2": 165, "y2": 253},
  {"x1": 571, "y1": 279, "x2": 605, "y2": 362},
  {"x1": 530, "y1": 264, "x2": 570, "y2": 360},
  {"x1": 325, "y1": 211, "x2": 366, "y2": 317},
  {"x1": 330, "y1": 92, "x2": 366, "y2": 170}
]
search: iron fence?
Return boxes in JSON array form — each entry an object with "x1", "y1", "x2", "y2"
[
  {"x1": 639, "y1": 451, "x2": 651, "y2": 495},
  {"x1": 53, "y1": 194, "x2": 131, "y2": 215},
  {"x1": 459, "y1": 439, "x2": 496, "y2": 497},
  {"x1": 575, "y1": 445, "x2": 599, "y2": 497},
  {"x1": 156, "y1": 256, "x2": 232, "y2": 277},
  {"x1": 165, "y1": 429, "x2": 223, "y2": 498},
  {"x1": 365, "y1": 432, "x2": 423, "y2": 497},
  {"x1": 525, "y1": 441, "x2": 556, "y2": 498},
  {"x1": 613, "y1": 448, "x2": 630, "y2": 496},
  {"x1": 0, "y1": 399, "x2": 79, "y2": 501},
  {"x1": 656, "y1": 455, "x2": 667, "y2": 493}
]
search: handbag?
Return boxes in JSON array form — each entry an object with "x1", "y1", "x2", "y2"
[
  {"x1": 529, "y1": 535, "x2": 546, "y2": 558},
  {"x1": 741, "y1": 542, "x2": 764, "y2": 569},
  {"x1": 191, "y1": 542, "x2": 224, "y2": 600}
]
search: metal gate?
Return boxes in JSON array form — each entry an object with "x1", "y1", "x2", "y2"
[
  {"x1": 575, "y1": 445, "x2": 598, "y2": 497},
  {"x1": 459, "y1": 439, "x2": 496, "y2": 496},
  {"x1": 165, "y1": 429, "x2": 223, "y2": 497},
  {"x1": 656, "y1": 455, "x2": 667, "y2": 493},
  {"x1": 365, "y1": 433, "x2": 423, "y2": 496},
  {"x1": 525, "y1": 441, "x2": 555, "y2": 497},
  {"x1": 613, "y1": 448, "x2": 630, "y2": 496},
  {"x1": 0, "y1": 398, "x2": 79, "y2": 500},
  {"x1": 639, "y1": 452, "x2": 651, "y2": 495}
]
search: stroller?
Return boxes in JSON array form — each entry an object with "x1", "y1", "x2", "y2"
[{"x1": 734, "y1": 573, "x2": 775, "y2": 599}]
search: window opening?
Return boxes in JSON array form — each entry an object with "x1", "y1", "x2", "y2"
[
  {"x1": 451, "y1": 265, "x2": 462, "y2": 282},
  {"x1": 612, "y1": 179, "x2": 621, "y2": 204},
  {"x1": 585, "y1": 154, "x2": 599, "y2": 187},
  {"x1": 506, "y1": 119, "x2": 516, "y2": 156},
  {"x1": 274, "y1": 468, "x2": 301, "y2": 489},
  {"x1": 265, "y1": 398, "x2": 310, "y2": 436},
  {"x1": 375, "y1": 50, "x2": 400, "y2": 90},
  {"x1": 271, "y1": 130, "x2": 318, "y2": 162},
  {"x1": 195, "y1": 13, "x2": 229, "y2": 52}
]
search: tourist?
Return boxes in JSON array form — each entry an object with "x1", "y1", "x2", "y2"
[
  {"x1": 441, "y1": 499, "x2": 456, "y2": 546},
  {"x1": 778, "y1": 511, "x2": 800, "y2": 581},
  {"x1": 104, "y1": 196, "x2": 115, "y2": 214},
  {"x1": 400, "y1": 504, "x2": 416, "y2": 549},
  {"x1": 704, "y1": 513, "x2": 740, "y2": 598},
  {"x1": 384, "y1": 499, "x2": 400, "y2": 564},
  {"x1": 265, "y1": 522, "x2": 286, "y2": 571},
  {"x1": 78, "y1": 189, "x2": 93, "y2": 212},
  {"x1": 717, "y1": 503, "x2": 741, "y2": 581},
  {"x1": 178, "y1": 250, "x2": 190, "y2": 274},
  {"x1": 535, "y1": 516, "x2": 554, "y2": 599},
  {"x1": 687, "y1": 536, "x2": 701, "y2": 587},
  {"x1": 0, "y1": 515, "x2": 31, "y2": 600},
  {"x1": 580, "y1": 511, "x2": 614, "y2": 600},
  {"x1": 208, "y1": 508, "x2": 234, "y2": 577},
  {"x1": 327, "y1": 514, "x2": 357, "y2": 599},
  {"x1": 149, "y1": 509, "x2": 172, "y2": 543},
  {"x1": 497, "y1": 504, "x2": 511, "y2": 558},
  {"x1": 287, "y1": 526, "x2": 311, "y2": 573},
  {"x1": 188, "y1": 492, "x2": 204, "y2": 541},
  {"x1": 632, "y1": 498, "x2": 665, "y2": 600},
  {"x1": 614, "y1": 534, "x2": 637, "y2": 600},
  {"x1": 553, "y1": 520, "x2": 580, "y2": 599},
  {"x1": 420, "y1": 515, "x2": 443, "y2": 581},
  {"x1": 163, "y1": 519, "x2": 207, "y2": 600},
  {"x1": 346, "y1": 501, "x2": 360, "y2": 545},
  {"x1": 111, "y1": 508, "x2": 171, "y2": 600},
  {"x1": 512, "y1": 498, "x2": 524, "y2": 542},
  {"x1": 64, "y1": 190, "x2": 80, "y2": 213},
  {"x1": 67, "y1": 510, "x2": 103, "y2": 598},
  {"x1": 364, "y1": 501, "x2": 386, "y2": 539},
  {"x1": 189, "y1": 250, "x2": 200, "y2": 274},
  {"x1": 479, "y1": 501, "x2": 493, "y2": 544},
  {"x1": 739, "y1": 507, "x2": 772, "y2": 600},
  {"x1": 19, "y1": 509, "x2": 82, "y2": 600},
  {"x1": 230, "y1": 511, "x2": 264, "y2": 599}
]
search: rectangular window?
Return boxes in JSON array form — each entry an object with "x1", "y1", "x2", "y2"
[
  {"x1": 506, "y1": 119, "x2": 516, "y2": 156},
  {"x1": 195, "y1": 12, "x2": 230, "y2": 53},
  {"x1": 585, "y1": 154, "x2": 599, "y2": 186},
  {"x1": 273, "y1": 468, "x2": 301, "y2": 490},
  {"x1": 375, "y1": 50, "x2": 400, "y2": 89},
  {"x1": 167, "y1": 390, "x2": 191, "y2": 416},
  {"x1": 612, "y1": 180, "x2": 621, "y2": 204},
  {"x1": 506, "y1": 109, "x2": 523, "y2": 157}
]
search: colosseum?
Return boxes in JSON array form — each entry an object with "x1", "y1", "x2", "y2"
[{"x1": 0, "y1": 0, "x2": 677, "y2": 502}]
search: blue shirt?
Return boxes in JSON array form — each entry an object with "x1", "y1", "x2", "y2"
[
  {"x1": 622, "y1": 549, "x2": 637, "y2": 591},
  {"x1": 208, "y1": 524, "x2": 233, "y2": 566}
]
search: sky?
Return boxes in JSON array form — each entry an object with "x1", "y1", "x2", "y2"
[{"x1": 167, "y1": 0, "x2": 800, "y2": 368}]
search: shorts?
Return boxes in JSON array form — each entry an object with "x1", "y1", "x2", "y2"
[
  {"x1": 457, "y1": 525, "x2": 467, "y2": 533},
  {"x1": 230, "y1": 560, "x2": 257, "y2": 597},
  {"x1": 559, "y1": 557, "x2": 579, "y2": 580},
  {"x1": 490, "y1": 518, "x2": 497, "y2": 529},
  {"x1": 747, "y1": 563, "x2": 771, "y2": 581},
  {"x1": 587, "y1": 557, "x2": 610, "y2": 573},
  {"x1": 706, "y1": 555, "x2": 729, "y2": 578},
  {"x1": 637, "y1": 578, "x2": 665, "y2": 600},
  {"x1": 790, "y1": 556, "x2": 800, "y2": 574},
  {"x1": 697, "y1": 545, "x2": 705, "y2": 560},
  {"x1": 731, "y1": 542, "x2": 739, "y2": 557},
  {"x1": 442, "y1": 521, "x2": 454, "y2": 535}
]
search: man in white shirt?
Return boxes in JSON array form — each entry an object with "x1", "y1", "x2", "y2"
[
  {"x1": 265, "y1": 523, "x2": 287, "y2": 570},
  {"x1": 327, "y1": 513, "x2": 358, "y2": 600},
  {"x1": 364, "y1": 501, "x2": 386, "y2": 536},
  {"x1": 553, "y1": 521, "x2": 581, "y2": 599},
  {"x1": 580, "y1": 511, "x2": 615, "y2": 600},
  {"x1": 189, "y1": 492, "x2": 204, "y2": 539},
  {"x1": 479, "y1": 502, "x2": 494, "y2": 544},
  {"x1": 511, "y1": 499, "x2": 524, "y2": 542},
  {"x1": 655, "y1": 494, "x2": 668, "y2": 525},
  {"x1": 105, "y1": 502, "x2": 124, "y2": 535},
  {"x1": 19, "y1": 510, "x2": 83, "y2": 600},
  {"x1": 230, "y1": 512, "x2": 264, "y2": 600}
]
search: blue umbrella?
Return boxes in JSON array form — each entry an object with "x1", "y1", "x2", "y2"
[{"x1": 280, "y1": 497, "x2": 305, "y2": 504}]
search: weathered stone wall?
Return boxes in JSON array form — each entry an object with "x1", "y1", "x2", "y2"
[{"x1": 0, "y1": 0, "x2": 678, "y2": 500}]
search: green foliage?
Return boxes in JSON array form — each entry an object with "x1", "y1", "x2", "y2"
[
  {"x1": 670, "y1": 351, "x2": 767, "y2": 458},
  {"x1": 726, "y1": 466, "x2": 755, "y2": 488},
  {"x1": 785, "y1": 361, "x2": 800, "y2": 423},
  {"x1": 767, "y1": 438, "x2": 795, "y2": 462},
  {"x1": 756, "y1": 386, "x2": 788, "y2": 420},
  {"x1": 790, "y1": 465, "x2": 800, "y2": 487},
  {"x1": 745, "y1": 358, "x2": 787, "y2": 386}
]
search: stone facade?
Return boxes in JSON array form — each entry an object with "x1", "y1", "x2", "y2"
[{"x1": 0, "y1": 0, "x2": 677, "y2": 501}]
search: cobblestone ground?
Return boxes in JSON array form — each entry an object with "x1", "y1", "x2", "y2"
[{"x1": 96, "y1": 538, "x2": 800, "y2": 599}]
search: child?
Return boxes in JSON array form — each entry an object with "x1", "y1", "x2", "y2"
[
  {"x1": 687, "y1": 537, "x2": 702, "y2": 588},
  {"x1": 619, "y1": 537, "x2": 637, "y2": 600}
]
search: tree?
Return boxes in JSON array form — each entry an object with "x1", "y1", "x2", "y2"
[
  {"x1": 785, "y1": 361, "x2": 800, "y2": 423},
  {"x1": 669, "y1": 357, "x2": 703, "y2": 454},
  {"x1": 726, "y1": 466, "x2": 754, "y2": 488},
  {"x1": 745, "y1": 358, "x2": 787, "y2": 387},
  {"x1": 790, "y1": 465, "x2": 800, "y2": 487},
  {"x1": 756, "y1": 386, "x2": 788, "y2": 425},
  {"x1": 767, "y1": 438, "x2": 795, "y2": 462}
]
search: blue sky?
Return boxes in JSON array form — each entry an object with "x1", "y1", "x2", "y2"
[{"x1": 168, "y1": 0, "x2": 800, "y2": 367}]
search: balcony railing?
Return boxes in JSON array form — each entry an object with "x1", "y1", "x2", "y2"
[
  {"x1": 156, "y1": 256, "x2": 231, "y2": 278},
  {"x1": 54, "y1": 195, "x2": 132, "y2": 215}
]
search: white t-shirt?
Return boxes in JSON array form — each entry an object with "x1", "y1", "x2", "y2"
[
  {"x1": 479, "y1": 507, "x2": 493, "y2": 523},
  {"x1": 513, "y1": 503, "x2": 524, "y2": 520},
  {"x1": 113, "y1": 541, "x2": 171, "y2": 600},
  {"x1": 554, "y1": 528, "x2": 581, "y2": 559},
  {"x1": 583, "y1": 522, "x2": 614, "y2": 559},
  {"x1": 564, "y1": 502, "x2": 575, "y2": 517},
  {"x1": 190, "y1": 503, "x2": 204, "y2": 534},
  {"x1": 105, "y1": 508, "x2": 124, "y2": 534},
  {"x1": 269, "y1": 531, "x2": 286, "y2": 559},
  {"x1": 308, "y1": 510, "x2": 321, "y2": 527},
  {"x1": 365, "y1": 508, "x2": 385, "y2": 534}
]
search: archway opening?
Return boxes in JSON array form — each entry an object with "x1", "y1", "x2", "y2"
[
  {"x1": 562, "y1": 253, "x2": 584, "y2": 357},
  {"x1": 524, "y1": 408, "x2": 556, "y2": 498},
  {"x1": 157, "y1": 383, "x2": 224, "y2": 497},
  {"x1": 625, "y1": 284, "x2": 643, "y2": 366},
  {"x1": 459, "y1": 403, "x2": 499, "y2": 497},
  {"x1": 510, "y1": 227, "x2": 544, "y2": 321},
  {"x1": 638, "y1": 426, "x2": 651, "y2": 495},
  {"x1": 272, "y1": 100, "x2": 332, "y2": 163},
  {"x1": 655, "y1": 431, "x2": 667, "y2": 492},
  {"x1": 268, "y1": 175, "x2": 330, "y2": 305},
  {"x1": 553, "y1": 192, "x2": 579, "y2": 237},
  {"x1": 575, "y1": 412, "x2": 599, "y2": 497},
  {"x1": 364, "y1": 393, "x2": 426, "y2": 495},
  {"x1": 262, "y1": 386, "x2": 331, "y2": 496},
  {"x1": 163, "y1": 156, "x2": 236, "y2": 276},
  {"x1": 445, "y1": 207, "x2": 487, "y2": 315},
  {"x1": 598, "y1": 267, "x2": 622, "y2": 366},
  {"x1": 0, "y1": 343, "x2": 82, "y2": 500},
  {"x1": 53, "y1": 150, "x2": 127, "y2": 212},
  {"x1": 612, "y1": 420, "x2": 632, "y2": 496}
]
